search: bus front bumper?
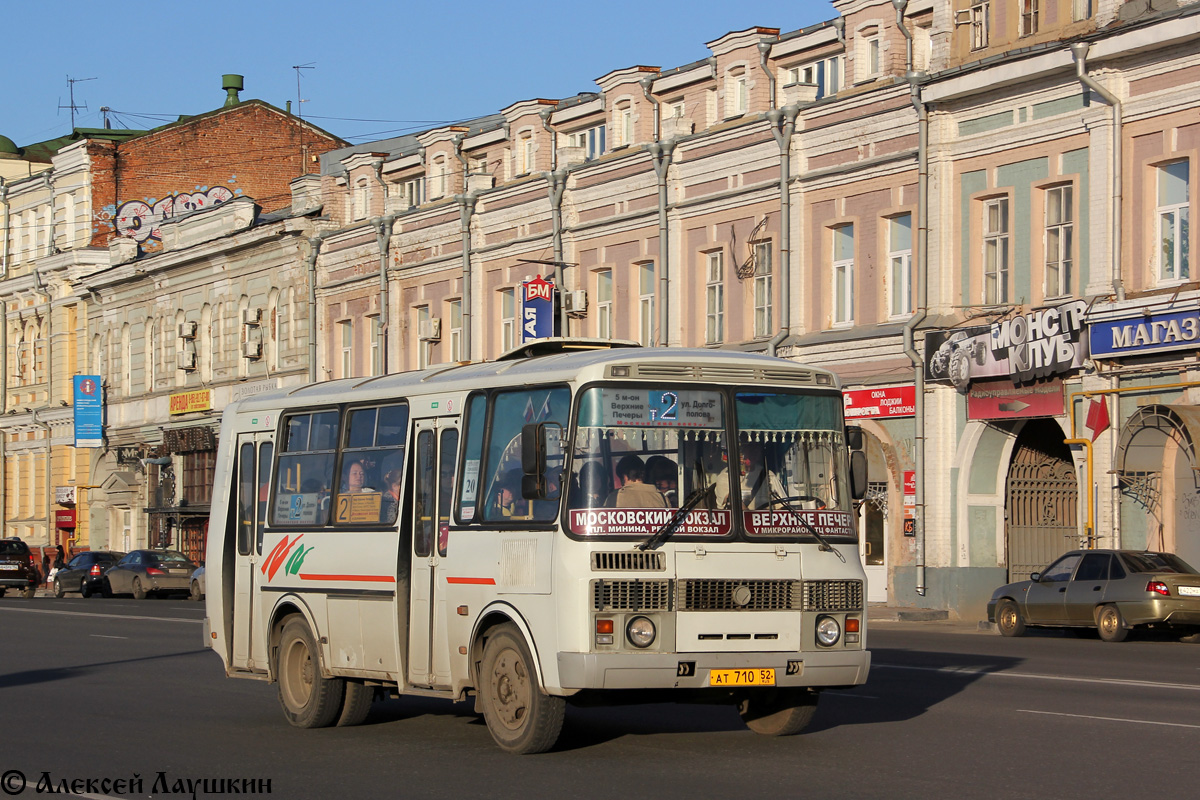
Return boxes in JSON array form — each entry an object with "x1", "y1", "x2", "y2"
[{"x1": 556, "y1": 649, "x2": 870, "y2": 691}]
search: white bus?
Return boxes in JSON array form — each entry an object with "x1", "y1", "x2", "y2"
[{"x1": 204, "y1": 341, "x2": 871, "y2": 753}]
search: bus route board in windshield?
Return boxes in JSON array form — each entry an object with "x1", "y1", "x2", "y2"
[{"x1": 600, "y1": 389, "x2": 722, "y2": 428}]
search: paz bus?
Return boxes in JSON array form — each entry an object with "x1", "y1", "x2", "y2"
[{"x1": 204, "y1": 340, "x2": 871, "y2": 753}]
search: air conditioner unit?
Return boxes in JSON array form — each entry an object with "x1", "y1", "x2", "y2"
[
  {"x1": 177, "y1": 349, "x2": 197, "y2": 370},
  {"x1": 418, "y1": 318, "x2": 442, "y2": 342},
  {"x1": 178, "y1": 321, "x2": 198, "y2": 339},
  {"x1": 243, "y1": 340, "x2": 263, "y2": 359},
  {"x1": 242, "y1": 307, "x2": 262, "y2": 326},
  {"x1": 563, "y1": 289, "x2": 588, "y2": 316}
]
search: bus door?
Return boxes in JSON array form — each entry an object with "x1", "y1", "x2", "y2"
[
  {"x1": 408, "y1": 418, "x2": 459, "y2": 688},
  {"x1": 232, "y1": 431, "x2": 274, "y2": 672}
]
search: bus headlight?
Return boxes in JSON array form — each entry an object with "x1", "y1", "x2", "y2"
[
  {"x1": 815, "y1": 615, "x2": 841, "y2": 647},
  {"x1": 626, "y1": 616, "x2": 656, "y2": 648}
]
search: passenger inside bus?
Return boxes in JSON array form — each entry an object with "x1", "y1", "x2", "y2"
[
  {"x1": 738, "y1": 440, "x2": 786, "y2": 510},
  {"x1": 489, "y1": 469, "x2": 527, "y2": 519},
  {"x1": 605, "y1": 454, "x2": 667, "y2": 509},
  {"x1": 341, "y1": 459, "x2": 371, "y2": 493},
  {"x1": 646, "y1": 455, "x2": 679, "y2": 507},
  {"x1": 573, "y1": 460, "x2": 611, "y2": 508},
  {"x1": 380, "y1": 468, "x2": 402, "y2": 524}
]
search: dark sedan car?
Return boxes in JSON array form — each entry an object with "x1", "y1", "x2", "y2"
[
  {"x1": 104, "y1": 550, "x2": 199, "y2": 599},
  {"x1": 52, "y1": 551, "x2": 125, "y2": 598},
  {"x1": 988, "y1": 549, "x2": 1200, "y2": 642},
  {"x1": 0, "y1": 538, "x2": 39, "y2": 598}
]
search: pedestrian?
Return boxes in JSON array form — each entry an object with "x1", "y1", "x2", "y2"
[
  {"x1": 41, "y1": 551, "x2": 50, "y2": 586},
  {"x1": 54, "y1": 544, "x2": 66, "y2": 570}
]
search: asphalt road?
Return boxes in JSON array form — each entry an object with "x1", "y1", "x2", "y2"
[{"x1": 1, "y1": 596, "x2": 1197, "y2": 799}]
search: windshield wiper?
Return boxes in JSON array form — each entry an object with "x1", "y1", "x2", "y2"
[
  {"x1": 639, "y1": 460, "x2": 712, "y2": 552},
  {"x1": 768, "y1": 487, "x2": 846, "y2": 563}
]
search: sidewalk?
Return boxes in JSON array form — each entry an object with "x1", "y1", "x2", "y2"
[{"x1": 868, "y1": 604, "x2": 997, "y2": 633}]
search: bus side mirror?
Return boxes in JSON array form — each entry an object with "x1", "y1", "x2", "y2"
[
  {"x1": 521, "y1": 423, "x2": 548, "y2": 499},
  {"x1": 850, "y1": 451, "x2": 868, "y2": 500},
  {"x1": 845, "y1": 426, "x2": 864, "y2": 451}
]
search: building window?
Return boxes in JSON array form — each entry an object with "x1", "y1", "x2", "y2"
[
  {"x1": 515, "y1": 134, "x2": 535, "y2": 175},
  {"x1": 431, "y1": 156, "x2": 448, "y2": 199},
  {"x1": 470, "y1": 155, "x2": 488, "y2": 176},
  {"x1": 858, "y1": 29, "x2": 881, "y2": 80},
  {"x1": 753, "y1": 242, "x2": 773, "y2": 338},
  {"x1": 448, "y1": 299, "x2": 463, "y2": 362},
  {"x1": 1045, "y1": 186, "x2": 1073, "y2": 298},
  {"x1": 369, "y1": 314, "x2": 382, "y2": 376},
  {"x1": 1020, "y1": 0, "x2": 1039, "y2": 37},
  {"x1": 969, "y1": 1, "x2": 990, "y2": 50},
  {"x1": 983, "y1": 198, "x2": 1010, "y2": 304},
  {"x1": 832, "y1": 224, "x2": 855, "y2": 326},
  {"x1": 146, "y1": 317, "x2": 156, "y2": 390},
  {"x1": 705, "y1": 251, "x2": 725, "y2": 344},
  {"x1": 889, "y1": 214, "x2": 913, "y2": 317},
  {"x1": 787, "y1": 56, "x2": 843, "y2": 100},
  {"x1": 352, "y1": 177, "x2": 369, "y2": 220},
  {"x1": 596, "y1": 269, "x2": 613, "y2": 339},
  {"x1": 726, "y1": 70, "x2": 748, "y2": 117},
  {"x1": 638, "y1": 262, "x2": 655, "y2": 346},
  {"x1": 615, "y1": 104, "x2": 634, "y2": 147},
  {"x1": 338, "y1": 320, "x2": 353, "y2": 378},
  {"x1": 1158, "y1": 160, "x2": 1191, "y2": 283},
  {"x1": 567, "y1": 124, "x2": 606, "y2": 160},
  {"x1": 668, "y1": 101, "x2": 685, "y2": 119},
  {"x1": 399, "y1": 177, "x2": 423, "y2": 209},
  {"x1": 1072, "y1": 0, "x2": 1092, "y2": 21},
  {"x1": 500, "y1": 289, "x2": 516, "y2": 353},
  {"x1": 416, "y1": 306, "x2": 430, "y2": 369},
  {"x1": 183, "y1": 451, "x2": 216, "y2": 506}
]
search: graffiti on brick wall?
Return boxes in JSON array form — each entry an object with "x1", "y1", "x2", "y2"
[{"x1": 113, "y1": 186, "x2": 237, "y2": 243}]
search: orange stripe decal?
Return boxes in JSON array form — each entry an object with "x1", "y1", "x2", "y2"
[
  {"x1": 446, "y1": 577, "x2": 496, "y2": 585},
  {"x1": 297, "y1": 573, "x2": 396, "y2": 583}
]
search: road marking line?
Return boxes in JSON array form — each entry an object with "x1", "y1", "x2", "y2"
[
  {"x1": 875, "y1": 663, "x2": 1200, "y2": 692},
  {"x1": 89, "y1": 634, "x2": 129, "y2": 639},
  {"x1": 1018, "y1": 709, "x2": 1200, "y2": 729},
  {"x1": 831, "y1": 692, "x2": 880, "y2": 699},
  {"x1": 0, "y1": 606, "x2": 201, "y2": 624}
]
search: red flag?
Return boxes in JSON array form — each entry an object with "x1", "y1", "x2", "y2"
[{"x1": 1085, "y1": 397, "x2": 1110, "y2": 442}]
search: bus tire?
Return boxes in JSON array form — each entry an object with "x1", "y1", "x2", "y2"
[
  {"x1": 738, "y1": 688, "x2": 820, "y2": 736},
  {"x1": 478, "y1": 624, "x2": 564, "y2": 754},
  {"x1": 336, "y1": 681, "x2": 374, "y2": 727},
  {"x1": 277, "y1": 616, "x2": 344, "y2": 728}
]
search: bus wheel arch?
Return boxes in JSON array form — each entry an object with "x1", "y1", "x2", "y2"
[
  {"x1": 267, "y1": 599, "x2": 323, "y2": 682},
  {"x1": 470, "y1": 605, "x2": 548, "y2": 706}
]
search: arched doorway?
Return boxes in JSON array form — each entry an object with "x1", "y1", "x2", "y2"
[
  {"x1": 1116, "y1": 404, "x2": 1200, "y2": 565},
  {"x1": 1005, "y1": 418, "x2": 1078, "y2": 581},
  {"x1": 857, "y1": 430, "x2": 890, "y2": 603}
]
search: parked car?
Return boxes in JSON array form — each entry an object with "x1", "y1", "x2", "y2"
[
  {"x1": 988, "y1": 549, "x2": 1200, "y2": 642},
  {"x1": 52, "y1": 550, "x2": 126, "y2": 598},
  {"x1": 104, "y1": 549, "x2": 199, "y2": 599},
  {"x1": 190, "y1": 566, "x2": 205, "y2": 601},
  {"x1": 0, "y1": 537, "x2": 39, "y2": 598}
]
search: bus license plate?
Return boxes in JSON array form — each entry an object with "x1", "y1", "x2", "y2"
[{"x1": 709, "y1": 668, "x2": 775, "y2": 687}]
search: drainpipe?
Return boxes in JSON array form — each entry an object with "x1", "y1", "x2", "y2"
[
  {"x1": 457, "y1": 194, "x2": 477, "y2": 361},
  {"x1": 545, "y1": 170, "x2": 568, "y2": 337},
  {"x1": 897, "y1": 0, "x2": 929, "y2": 596},
  {"x1": 304, "y1": 234, "x2": 328, "y2": 382},
  {"x1": 1072, "y1": 42, "x2": 1125, "y2": 302},
  {"x1": 44, "y1": 173, "x2": 56, "y2": 253},
  {"x1": 639, "y1": 76, "x2": 661, "y2": 142},
  {"x1": 452, "y1": 135, "x2": 469, "y2": 194},
  {"x1": 766, "y1": 104, "x2": 799, "y2": 357},
  {"x1": 1, "y1": 178, "x2": 9, "y2": 279},
  {"x1": 374, "y1": 215, "x2": 396, "y2": 374},
  {"x1": 832, "y1": 16, "x2": 846, "y2": 45},
  {"x1": 540, "y1": 109, "x2": 559, "y2": 171},
  {"x1": 757, "y1": 41, "x2": 777, "y2": 110},
  {"x1": 32, "y1": 409, "x2": 53, "y2": 546},
  {"x1": 647, "y1": 140, "x2": 675, "y2": 347}
]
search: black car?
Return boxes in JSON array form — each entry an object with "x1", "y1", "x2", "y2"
[
  {"x1": 53, "y1": 551, "x2": 126, "y2": 598},
  {"x1": 0, "y1": 538, "x2": 39, "y2": 598}
]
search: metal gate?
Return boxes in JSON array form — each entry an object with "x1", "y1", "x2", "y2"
[{"x1": 1005, "y1": 430, "x2": 1078, "y2": 582}]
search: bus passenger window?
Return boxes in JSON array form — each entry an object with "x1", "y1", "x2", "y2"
[
  {"x1": 272, "y1": 410, "x2": 338, "y2": 527},
  {"x1": 335, "y1": 403, "x2": 408, "y2": 526}
]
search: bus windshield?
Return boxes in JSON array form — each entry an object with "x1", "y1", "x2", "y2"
[{"x1": 566, "y1": 387, "x2": 854, "y2": 542}]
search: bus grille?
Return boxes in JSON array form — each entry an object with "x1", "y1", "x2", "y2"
[
  {"x1": 591, "y1": 551, "x2": 666, "y2": 571},
  {"x1": 592, "y1": 579, "x2": 673, "y2": 611},
  {"x1": 677, "y1": 579, "x2": 802, "y2": 611},
  {"x1": 802, "y1": 580, "x2": 864, "y2": 612}
]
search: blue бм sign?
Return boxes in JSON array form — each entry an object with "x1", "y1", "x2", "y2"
[
  {"x1": 1089, "y1": 309, "x2": 1200, "y2": 359},
  {"x1": 74, "y1": 375, "x2": 104, "y2": 448},
  {"x1": 522, "y1": 275, "x2": 555, "y2": 342}
]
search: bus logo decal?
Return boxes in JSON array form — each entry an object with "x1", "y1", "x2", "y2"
[{"x1": 262, "y1": 534, "x2": 304, "y2": 580}]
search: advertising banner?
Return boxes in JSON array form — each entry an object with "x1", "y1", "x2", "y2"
[
  {"x1": 925, "y1": 299, "x2": 1088, "y2": 391},
  {"x1": 967, "y1": 377, "x2": 1065, "y2": 420},
  {"x1": 73, "y1": 375, "x2": 103, "y2": 448},
  {"x1": 169, "y1": 389, "x2": 213, "y2": 415},
  {"x1": 844, "y1": 385, "x2": 916, "y2": 419},
  {"x1": 522, "y1": 275, "x2": 555, "y2": 342},
  {"x1": 1089, "y1": 308, "x2": 1200, "y2": 359}
]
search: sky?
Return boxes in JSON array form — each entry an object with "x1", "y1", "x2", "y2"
[{"x1": 0, "y1": 0, "x2": 837, "y2": 149}]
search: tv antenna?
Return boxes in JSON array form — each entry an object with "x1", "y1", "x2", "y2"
[
  {"x1": 59, "y1": 75, "x2": 97, "y2": 130},
  {"x1": 292, "y1": 63, "x2": 315, "y2": 173}
]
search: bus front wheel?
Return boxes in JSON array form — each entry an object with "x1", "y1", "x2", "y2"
[
  {"x1": 478, "y1": 624, "x2": 565, "y2": 754},
  {"x1": 738, "y1": 688, "x2": 820, "y2": 736},
  {"x1": 277, "y1": 616, "x2": 344, "y2": 728}
]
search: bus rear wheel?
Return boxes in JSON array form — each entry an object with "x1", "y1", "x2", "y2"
[
  {"x1": 277, "y1": 616, "x2": 344, "y2": 728},
  {"x1": 478, "y1": 624, "x2": 565, "y2": 754},
  {"x1": 336, "y1": 681, "x2": 374, "y2": 727},
  {"x1": 738, "y1": 688, "x2": 820, "y2": 736}
]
